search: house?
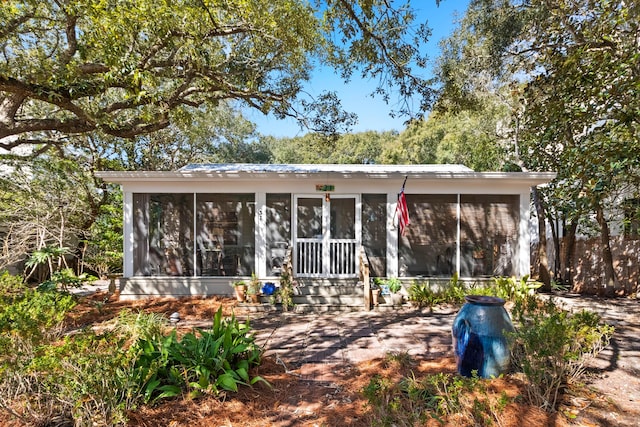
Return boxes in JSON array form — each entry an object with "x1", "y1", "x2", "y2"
[{"x1": 95, "y1": 163, "x2": 556, "y2": 300}]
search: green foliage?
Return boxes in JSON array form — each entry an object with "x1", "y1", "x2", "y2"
[
  {"x1": 0, "y1": 270, "x2": 25, "y2": 296},
  {"x1": 376, "y1": 277, "x2": 402, "y2": 294},
  {"x1": 381, "y1": 106, "x2": 510, "y2": 170},
  {"x1": 268, "y1": 130, "x2": 398, "y2": 164},
  {"x1": 0, "y1": 155, "x2": 109, "y2": 278},
  {"x1": 441, "y1": 273, "x2": 468, "y2": 304},
  {"x1": 509, "y1": 296, "x2": 614, "y2": 411},
  {"x1": 0, "y1": 281, "x2": 267, "y2": 425},
  {"x1": 84, "y1": 194, "x2": 124, "y2": 276},
  {"x1": 131, "y1": 307, "x2": 266, "y2": 403},
  {"x1": 25, "y1": 245, "x2": 69, "y2": 269},
  {"x1": 276, "y1": 268, "x2": 295, "y2": 311},
  {"x1": 387, "y1": 278, "x2": 402, "y2": 294},
  {"x1": 384, "y1": 351, "x2": 415, "y2": 370},
  {"x1": 2, "y1": 0, "x2": 433, "y2": 146},
  {"x1": 41, "y1": 268, "x2": 97, "y2": 292},
  {"x1": 436, "y1": 0, "x2": 640, "y2": 293},
  {"x1": 247, "y1": 273, "x2": 261, "y2": 295},
  {"x1": 0, "y1": 304, "x2": 165, "y2": 426},
  {"x1": 407, "y1": 282, "x2": 438, "y2": 308},
  {"x1": 491, "y1": 275, "x2": 542, "y2": 303},
  {"x1": 0, "y1": 275, "x2": 76, "y2": 345},
  {"x1": 407, "y1": 275, "x2": 467, "y2": 308}
]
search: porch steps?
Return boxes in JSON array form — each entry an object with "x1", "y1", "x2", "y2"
[{"x1": 240, "y1": 283, "x2": 408, "y2": 313}]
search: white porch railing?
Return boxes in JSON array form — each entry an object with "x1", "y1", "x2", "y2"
[
  {"x1": 329, "y1": 241, "x2": 357, "y2": 275},
  {"x1": 296, "y1": 239, "x2": 322, "y2": 275},
  {"x1": 296, "y1": 239, "x2": 357, "y2": 277}
]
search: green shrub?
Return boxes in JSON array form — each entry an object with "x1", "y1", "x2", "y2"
[
  {"x1": 0, "y1": 310, "x2": 166, "y2": 426},
  {"x1": 0, "y1": 271, "x2": 26, "y2": 296},
  {"x1": 0, "y1": 275, "x2": 76, "y2": 345},
  {"x1": 508, "y1": 296, "x2": 614, "y2": 411},
  {"x1": 276, "y1": 269, "x2": 295, "y2": 311},
  {"x1": 440, "y1": 273, "x2": 467, "y2": 304},
  {"x1": 492, "y1": 275, "x2": 541, "y2": 302},
  {"x1": 41, "y1": 267, "x2": 97, "y2": 291},
  {"x1": 132, "y1": 306, "x2": 266, "y2": 403},
  {"x1": 24, "y1": 331, "x2": 137, "y2": 425},
  {"x1": 407, "y1": 282, "x2": 439, "y2": 308},
  {"x1": 407, "y1": 275, "x2": 470, "y2": 308}
]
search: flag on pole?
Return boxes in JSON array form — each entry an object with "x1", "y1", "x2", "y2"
[{"x1": 396, "y1": 176, "x2": 410, "y2": 236}]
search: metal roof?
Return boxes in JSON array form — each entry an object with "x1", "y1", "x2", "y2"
[
  {"x1": 95, "y1": 163, "x2": 556, "y2": 185},
  {"x1": 179, "y1": 163, "x2": 474, "y2": 173}
]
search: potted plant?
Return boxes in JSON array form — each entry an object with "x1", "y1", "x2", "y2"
[
  {"x1": 231, "y1": 280, "x2": 246, "y2": 302},
  {"x1": 386, "y1": 278, "x2": 404, "y2": 307},
  {"x1": 371, "y1": 279, "x2": 382, "y2": 306},
  {"x1": 247, "y1": 273, "x2": 261, "y2": 303}
]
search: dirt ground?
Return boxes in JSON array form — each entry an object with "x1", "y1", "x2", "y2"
[{"x1": 45, "y1": 291, "x2": 640, "y2": 426}]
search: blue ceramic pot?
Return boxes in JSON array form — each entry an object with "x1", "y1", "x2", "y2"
[
  {"x1": 261, "y1": 282, "x2": 276, "y2": 296},
  {"x1": 452, "y1": 295, "x2": 514, "y2": 378}
]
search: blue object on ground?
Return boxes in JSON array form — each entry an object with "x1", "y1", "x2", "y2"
[
  {"x1": 452, "y1": 295, "x2": 514, "y2": 378},
  {"x1": 262, "y1": 282, "x2": 276, "y2": 295}
]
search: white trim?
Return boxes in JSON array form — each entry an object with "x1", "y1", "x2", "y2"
[
  {"x1": 192, "y1": 193, "x2": 197, "y2": 277},
  {"x1": 518, "y1": 190, "x2": 532, "y2": 277},
  {"x1": 456, "y1": 193, "x2": 461, "y2": 276},
  {"x1": 293, "y1": 194, "x2": 360, "y2": 278},
  {"x1": 96, "y1": 164, "x2": 556, "y2": 187},
  {"x1": 123, "y1": 191, "x2": 134, "y2": 278},
  {"x1": 255, "y1": 192, "x2": 267, "y2": 278},
  {"x1": 108, "y1": 164, "x2": 556, "y2": 285}
]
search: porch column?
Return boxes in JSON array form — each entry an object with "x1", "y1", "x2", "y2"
[
  {"x1": 386, "y1": 192, "x2": 398, "y2": 277},
  {"x1": 255, "y1": 192, "x2": 267, "y2": 278},
  {"x1": 517, "y1": 190, "x2": 532, "y2": 277},
  {"x1": 123, "y1": 190, "x2": 134, "y2": 278}
]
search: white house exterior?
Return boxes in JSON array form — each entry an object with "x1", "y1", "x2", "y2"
[{"x1": 96, "y1": 164, "x2": 556, "y2": 300}]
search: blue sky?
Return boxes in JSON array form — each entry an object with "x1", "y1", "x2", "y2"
[{"x1": 247, "y1": 0, "x2": 470, "y2": 138}]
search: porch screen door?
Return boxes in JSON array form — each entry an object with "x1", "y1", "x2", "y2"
[{"x1": 294, "y1": 195, "x2": 359, "y2": 278}]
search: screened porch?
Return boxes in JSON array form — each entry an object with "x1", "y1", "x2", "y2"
[{"x1": 130, "y1": 192, "x2": 519, "y2": 280}]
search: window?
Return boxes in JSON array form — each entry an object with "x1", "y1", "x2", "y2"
[
  {"x1": 459, "y1": 195, "x2": 519, "y2": 277},
  {"x1": 196, "y1": 194, "x2": 255, "y2": 276},
  {"x1": 132, "y1": 193, "x2": 255, "y2": 277},
  {"x1": 399, "y1": 194, "x2": 457, "y2": 277},
  {"x1": 266, "y1": 194, "x2": 291, "y2": 276},
  {"x1": 133, "y1": 193, "x2": 194, "y2": 276},
  {"x1": 362, "y1": 194, "x2": 387, "y2": 277}
]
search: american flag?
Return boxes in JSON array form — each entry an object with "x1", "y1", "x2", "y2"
[{"x1": 396, "y1": 177, "x2": 410, "y2": 236}]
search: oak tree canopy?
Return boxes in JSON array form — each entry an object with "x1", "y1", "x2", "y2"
[{"x1": 0, "y1": 0, "x2": 434, "y2": 150}]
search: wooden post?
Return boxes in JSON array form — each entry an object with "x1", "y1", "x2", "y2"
[
  {"x1": 360, "y1": 247, "x2": 371, "y2": 310},
  {"x1": 107, "y1": 273, "x2": 122, "y2": 294}
]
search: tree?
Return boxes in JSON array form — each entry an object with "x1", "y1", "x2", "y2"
[
  {"x1": 380, "y1": 101, "x2": 510, "y2": 171},
  {"x1": 436, "y1": 0, "x2": 640, "y2": 293},
  {"x1": 0, "y1": 101, "x2": 267, "y2": 275},
  {"x1": 93, "y1": 103, "x2": 262, "y2": 170},
  {"x1": 1, "y1": 0, "x2": 436, "y2": 151},
  {"x1": 0, "y1": 154, "x2": 103, "y2": 278}
]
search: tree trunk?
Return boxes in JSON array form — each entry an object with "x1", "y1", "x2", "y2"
[
  {"x1": 595, "y1": 202, "x2": 618, "y2": 296},
  {"x1": 532, "y1": 188, "x2": 551, "y2": 289},
  {"x1": 560, "y1": 221, "x2": 578, "y2": 288},
  {"x1": 548, "y1": 211, "x2": 561, "y2": 282}
]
